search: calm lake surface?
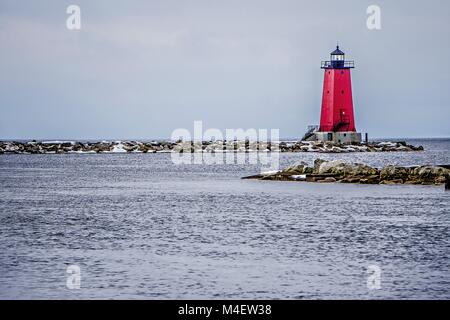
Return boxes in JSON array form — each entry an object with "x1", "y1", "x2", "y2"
[{"x1": 0, "y1": 139, "x2": 449, "y2": 299}]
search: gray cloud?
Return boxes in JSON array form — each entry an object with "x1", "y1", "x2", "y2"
[{"x1": 0, "y1": 0, "x2": 449, "y2": 139}]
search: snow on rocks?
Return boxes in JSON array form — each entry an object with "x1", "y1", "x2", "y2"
[{"x1": 110, "y1": 143, "x2": 127, "y2": 153}]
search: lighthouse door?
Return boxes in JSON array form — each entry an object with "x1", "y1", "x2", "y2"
[{"x1": 327, "y1": 133, "x2": 333, "y2": 141}]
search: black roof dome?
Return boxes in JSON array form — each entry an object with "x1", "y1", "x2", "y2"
[{"x1": 331, "y1": 45, "x2": 345, "y2": 55}]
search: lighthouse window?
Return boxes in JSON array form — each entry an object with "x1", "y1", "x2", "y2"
[
  {"x1": 327, "y1": 90, "x2": 330, "y2": 94},
  {"x1": 341, "y1": 71, "x2": 344, "y2": 74},
  {"x1": 341, "y1": 90, "x2": 344, "y2": 94}
]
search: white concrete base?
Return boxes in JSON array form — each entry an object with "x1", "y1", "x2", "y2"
[{"x1": 312, "y1": 132, "x2": 362, "y2": 144}]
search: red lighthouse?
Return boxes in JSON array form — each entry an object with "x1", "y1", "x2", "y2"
[{"x1": 304, "y1": 46, "x2": 362, "y2": 143}]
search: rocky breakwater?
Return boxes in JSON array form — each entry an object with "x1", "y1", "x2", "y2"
[
  {"x1": 0, "y1": 140, "x2": 176, "y2": 154},
  {"x1": 0, "y1": 140, "x2": 423, "y2": 154},
  {"x1": 243, "y1": 159, "x2": 450, "y2": 186}
]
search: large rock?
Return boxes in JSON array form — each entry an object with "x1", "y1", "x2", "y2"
[
  {"x1": 317, "y1": 160, "x2": 346, "y2": 174},
  {"x1": 317, "y1": 160, "x2": 378, "y2": 176},
  {"x1": 313, "y1": 159, "x2": 327, "y2": 173},
  {"x1": 380, "y1": 165, "x2": 410, "y2": 182},
  {"x1": 346, "y1": 163, "x2": 379, "y2": 176},
  {"x1": 359, "y1": 175, "x2": 380, "y2": 184},
  {"x1": 283, "y1": 161, "x2": 311, "y2": 174},
  {"x1": 410, "y1": 166, "x2": 450, "y2": 184}
]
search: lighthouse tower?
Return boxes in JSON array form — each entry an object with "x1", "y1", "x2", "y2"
[{"x1": 307, "y1": 46, "x2": 362, "y2": 143}]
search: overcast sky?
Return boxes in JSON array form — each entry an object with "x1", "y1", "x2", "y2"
[{"x1": 0, "y1": 0, "x2": 449, "y2": 139}]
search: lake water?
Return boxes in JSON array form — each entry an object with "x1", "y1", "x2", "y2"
[{"x1": 0, "y1": 139, "x2": 449, "y2": 299}]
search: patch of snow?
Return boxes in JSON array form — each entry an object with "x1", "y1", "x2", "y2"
[
  {"x1": 111, "y1": 143, "x2": 127, "y2": 153},
  {"x1": 261, "y1": 170, "x2": 280, "y2": 176},
  {"x1": 5, "y1": 144, "x2": 18, "y2": 151},
  {"x1": 377, "y1": 141, "x2": 396, "y2": 147},
  {"x1": 68, "y1": 150, "x2": 97, "y2": 154},
  {"x1": 42, "y1": 141, "x2": 75, "y2": 144}
]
